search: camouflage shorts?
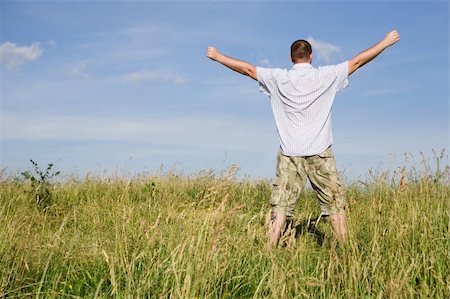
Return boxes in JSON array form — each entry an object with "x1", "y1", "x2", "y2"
[{"x1": 270, "y1": 146, "x2": 346, "y2": 217}]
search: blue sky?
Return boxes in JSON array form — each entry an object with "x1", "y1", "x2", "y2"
[{"x1": 1, "y1": 1, "x2": 448, "y2": 180}]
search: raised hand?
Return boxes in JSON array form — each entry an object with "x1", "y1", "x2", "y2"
[
  {"x1": 205, "y1": 46, "x2": 257, "y2": 80},
  {"x1": 383, "y1": 30, "x2": 400, "y2": 47},
  {"x1": 206, "y1": 46, "x2": 221, "y2": 61}
]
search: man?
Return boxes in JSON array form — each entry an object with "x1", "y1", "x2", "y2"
[{"x1": 206, "y1": 30, "x2": 400, "y2": 246}]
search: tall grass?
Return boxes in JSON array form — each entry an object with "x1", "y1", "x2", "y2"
[{"x1": 1, "y1": 156, "x2": 449, "y2": 298}]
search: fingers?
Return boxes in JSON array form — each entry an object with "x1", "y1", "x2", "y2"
[
  {"x1": 385, "y1": 30, "x2": 400, "y2": 46},
  {"x1": 390, "y1": 30, "x2": 400, "y2": 41},
  {"x1": 206, "y1": 46, "x2": 219, "y2": 60},
  {"x1": 206, "y1": 46, "x2": 214, "y2": 57}
]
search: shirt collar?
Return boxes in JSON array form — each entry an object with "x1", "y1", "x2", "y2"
[{"x1": 292, "y1": 63, "x2": 313, "y2": 69}]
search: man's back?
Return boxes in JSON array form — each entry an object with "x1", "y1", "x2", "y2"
[{"x1": 256, "y1": 61, "x2": 348, "y2": 156}]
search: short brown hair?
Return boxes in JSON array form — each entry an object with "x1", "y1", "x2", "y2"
[{"x1": 291, "y1": 40, "x2": 312, "y2": 62}]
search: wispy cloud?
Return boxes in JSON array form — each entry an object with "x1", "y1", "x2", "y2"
[
  {"x1": 0, "y1": 42, "x2": 43, "y2": 70},
  {"x1": 359, "y1": 87, "x2": 403, "y2": 97},
  {"x1": 306, "y1": 37, "x2": 340, "y2": 63},
  {"x1": 258, "y1": 58, "x2": 271, "y2": 67},
  {"x1": 47, "y1": 40, "x2": 57, "y2": 48},
  {"x1": 1, "y1": 113, "x2": 274, "y2": 151},
  {"x1": 65, "y1": 61, "x2": 90, "y2": 78},
  {"x1": 1, "y1": 113, "x2": 173, "y2": 141},
  {"x1": 121, "y1": 69, "x2": 185, "y2": 84},
  {"x1": 116, "y1": 24, "x2": 168, "y2": 37}
]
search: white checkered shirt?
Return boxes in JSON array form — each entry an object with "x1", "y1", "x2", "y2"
[{"x1": 257, "y1": 61, "x2": 349, "y2": 156}]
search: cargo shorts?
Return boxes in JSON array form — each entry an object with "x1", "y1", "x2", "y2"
[{"x1": 270, "y1": 146, "x2": 346, "y2": 217}]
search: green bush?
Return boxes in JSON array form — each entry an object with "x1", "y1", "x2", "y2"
[{"x1": 21, "y1": 160, "x2": 60, "y2": 210}]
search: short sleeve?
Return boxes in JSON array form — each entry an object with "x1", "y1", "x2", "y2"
[
  {"x1": 319, "y1": 61, "x2": 349, "y2": 92},
  {"x1": 336, "y1": 61, "x2": 349, "y2": 91},
  {"x1": 256, "y1": 66, "x2": 280, "y2": 96}
]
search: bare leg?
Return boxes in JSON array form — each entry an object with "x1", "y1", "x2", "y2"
[
  {"x1": 268, "y1": 211, "x2": 287, "y2": 247},
  {"x1": 329, "y1": 212, "x2": 347, "y2": 242}
]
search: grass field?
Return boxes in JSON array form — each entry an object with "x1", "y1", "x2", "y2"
[{"x1": 1, "y1": 156, "x2": 449, "y2": 298}]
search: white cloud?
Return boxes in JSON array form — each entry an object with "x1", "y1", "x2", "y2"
[
  {"x1": 306, "y1": 37, "x2": 340, "y2": 63},
  {"x1": 116, "y1": 24, "x2": 168, "y2": 37},
  {"x1": 122, "y1": 69, "x2": 185, "y2": 85},
  {"x1": 359, "y1": 87, "x2": 402, "y2": 97},
  {"x1": 258, "y1": 58, "x2": 271, "y2": 67},
  {"x1": 0, "y1": 42, "x2": 43, "y2": 70},
  {"x1": 1, "y1": 113, "x2": 275, "y2": 152},
  {"x1": 47, "y1": 40, "x2": 57, "y2": 48},
  {"x1": 65, "y1": 61, "x2": 89, "y2": 78}
]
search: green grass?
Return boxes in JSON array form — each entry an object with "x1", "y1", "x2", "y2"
[{"x1": 1, "y1": 162, "x2": 449, "y2": 298}]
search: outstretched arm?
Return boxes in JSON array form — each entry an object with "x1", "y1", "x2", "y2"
[
  {"x1": 348, "y1": 30, "x2": 400, "y2": 76},
  {"x1": 206, "y1": 47, "x2": 257, "y2": 80}
]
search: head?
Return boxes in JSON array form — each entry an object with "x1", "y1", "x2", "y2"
[{"x1": 290, "y1": 39, "x2": 313, "y2": 64}]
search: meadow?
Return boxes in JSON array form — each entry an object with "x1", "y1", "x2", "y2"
[{"x1": 1, "y1": 154, "x2": 449, "y2": 298}]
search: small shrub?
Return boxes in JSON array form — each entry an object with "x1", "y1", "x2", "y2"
[{"x1": 21, "y1": 159, "x2": 60, "y2": 210}]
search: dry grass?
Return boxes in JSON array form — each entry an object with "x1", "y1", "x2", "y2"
[{"x1": 0, "y1": 154, "x2": 449, "y2": 298}]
